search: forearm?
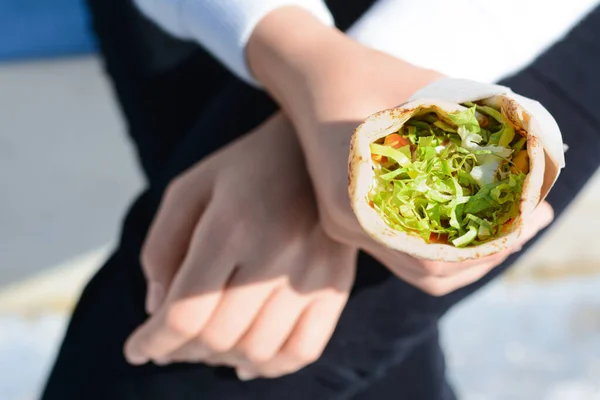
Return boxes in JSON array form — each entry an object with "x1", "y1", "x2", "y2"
[
  {"x1": 246, "y1": 7, "x2": 436, "y2": 129},
  {"x1": 246, "y1": 6, "x2": 442, "y2": 237}
]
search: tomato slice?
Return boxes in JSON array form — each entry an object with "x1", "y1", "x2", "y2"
[
  {"x1": 383, "y1": 133, "x2": 410, "y2": 149},
  {"x1": 429, "y1": 233, "x2": 449, "y2": 244}
]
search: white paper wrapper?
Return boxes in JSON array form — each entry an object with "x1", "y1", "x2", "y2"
[{"x1": 348, "y1": 78, "x2": 565, "y2": 261}]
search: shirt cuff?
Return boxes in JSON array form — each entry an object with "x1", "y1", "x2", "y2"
[
  {"x1": 135, "y1": 0, "x2": 334, "y2": 86},
  {"x1": 347, "y1": 0, "x2": 596, "y2": 83}
]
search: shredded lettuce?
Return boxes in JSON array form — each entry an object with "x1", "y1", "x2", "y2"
[
  {"x1": 447, "y1": 106, "x2": 481, "y2": 134},
  {"x1": 470, "y1": 158, "x2": 502, "y2": 186},
  {"x1": 474, "y1": 104, "x2": 515, "y2": 147},
  {"x1": 452, "y1": 226, "x2": 478, "y2": 247},
  {"x1": 370, "y1": 143, "x2": 411, "y2": 167},
  {"x1": 369, "y1": 104, "x2": 527, "y2": 247},
  {"x1": 512, "y1": 137, "x2": 527, "y2": 152},
  {"x1": 457, "y1": 126, "x2": 512, "y2": 161}
]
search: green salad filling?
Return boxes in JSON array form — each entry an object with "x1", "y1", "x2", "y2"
[{"x1": 369, "y1": 102, "x2": 530, "y2": 247}]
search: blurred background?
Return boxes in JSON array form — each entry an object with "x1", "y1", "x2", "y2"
[{"x1": 1, "y1": 1, "x2": 599, "y2": 399}]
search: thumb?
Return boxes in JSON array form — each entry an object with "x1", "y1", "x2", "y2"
[
  {"x1": 514, "y1": 201, "x2": 554, "y2": 251},
  {"x1": 141, "y1": 172, "x2": 212, "y2": 314}
]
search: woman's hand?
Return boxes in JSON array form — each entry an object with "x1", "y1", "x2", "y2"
[
  {"x1": 124, "y1": 115, "x2": 356, "y2": 380},
  {"x1": 247, "y1": 7, "x2": 554, "y2": 295}
]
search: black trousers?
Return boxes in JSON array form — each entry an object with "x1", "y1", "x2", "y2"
[{"x1": 41, "y1": 1, "x2": 600, "y2": 399}]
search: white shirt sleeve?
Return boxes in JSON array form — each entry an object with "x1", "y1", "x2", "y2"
[
  {"x1": 348, "y1": 0, "x2": 599, "y2": 83},
  {"x1": 133, "y1": 0, "x2": 334, "y2": 85},
  {"x1": 134, "y1": 0, "x2": 599, "y2": 86}
]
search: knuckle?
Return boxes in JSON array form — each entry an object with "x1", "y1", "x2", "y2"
[
  {"x1": 165, "y1": 316, "x2": 195, "y2": 337},
  {"x1": 164, "y1": 174, "x2": 187, "y2": 199},
  {"x1": 246, "y1": 351, "x2": 273, "y2": 365},
  {"x1": 164, "y1": 307, "x2": 198, "y2": 337},
  {"x1": 230, "y1": 217, "x2": 253, "y2": 242},
  {"x1": 239, "y1": 346, "x2": 275, "y2": 365},
  {"x1": 140, "y1": 243, "x2": 164, "y2": 277},
  {"x1": 202, "y1": 358, "x2": 220, "y2": 366},
  {"x1": 162, "y1": 187, "x2": 178, "y2": 206},
  {"x1": 140, "y1": 247, "x2": 157, "y2": 275},
  {"x1": 262, "y1": 366, "x2": 298, "y2": 379},
  {"x1": 222, "y1": 221, "x2": 252, "y2": 256},
  {"x1": 200, "y1": 331, "x2": 235, "y2": 354},
  {"x1": 304, "y1": 346, "x2": 323, "y2": 364},
  {"x1": 208, "y1": 207, "x2": 239, "y2": 235},
  {"x1": 419, "y1": 261, "x2": 445, "y2": 276},
  {"x1": 284, "y1": 345, "x2": 321, "y2": 366}
]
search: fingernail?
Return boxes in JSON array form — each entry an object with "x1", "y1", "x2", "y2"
[
  {"x1": 153, "y1": 357, "x2": 170, "y2": 366},
  {"x1": 237, "y1": 368, "x2": 258, "y2": 381},
  {"x1": 126, "y1": 352, "x2": 149, "y2": 366},
  {"x1": 146, "y1": 282, "x2": 165, "y2": 314}
]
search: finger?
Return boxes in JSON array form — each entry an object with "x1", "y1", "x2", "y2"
[
  {"x1": 365, "y1": 202, "x2": 554, "y2": 294},
  {"x1": 164, "y1": 231, "x2": 309, "y2": 365},
  {"x1": 514, "y1": 201, "x2": 554, "y2": 250},
  {"x1": 233, "y1": 284, "x2": 311, "y2": 373},
  {"x1": 402, "y1": 256, "x2": 502, "y2": 296},
  {"x1": 244, "y1": 290, "x2": 348, "y2": 379},
  {"x1": 202, "y1": 353, "x2": 238, "y2": 367},
  {"x1": 164, "y1": 349, "x2": 239, "y2": 368},
  {"x1": 362, "y1": 242, "x2": 467, "y2": 278},
  {"x1": 124, "y1": 212, "x2": 236, "y2": 365},
  {"x1": 364, "y1": 228, "x2": 518, "y2": 279},
  {"x1": 167, "y1": 273, "x2": 281, "y2": 362},
  {"x1": 365, "y1": 238, "x2": 499, "y2": 295},
  {"x1": 142, "y1": 172, "x2": 213, "y2": 314},
  {"x1": 416, "y1": 251, "x2": 510, "y2": 277}
]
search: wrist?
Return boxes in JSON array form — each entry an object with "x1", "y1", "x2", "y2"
[{"x1": 247, "y1": 7, "x2": 359, "y2": 111}]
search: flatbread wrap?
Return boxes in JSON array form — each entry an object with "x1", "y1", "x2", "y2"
[{"x1": 348, "y1": 79, "x2": 565, "y2": 261}]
